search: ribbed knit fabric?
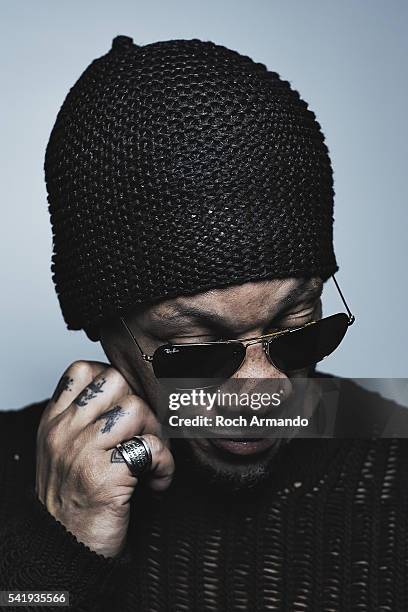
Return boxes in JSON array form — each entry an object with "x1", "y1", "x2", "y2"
[
  {"x1": 44, "y1": 36, "x2": 338, "y2": 338},
  {"x1": 1, "y1": 379, "x2": 407, "y2": 611}
]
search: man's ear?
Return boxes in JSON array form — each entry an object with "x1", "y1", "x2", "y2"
[{"x1": 99, "y1": 318, "x2": 147, "y2": 400}]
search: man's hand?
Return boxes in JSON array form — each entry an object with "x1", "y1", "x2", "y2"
[{"x1": 35, "y1": 361, "x2": 174, "y2": 558}]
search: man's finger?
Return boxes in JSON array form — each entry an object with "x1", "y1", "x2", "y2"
[
  {"x1": 68, "y1": 367, "x2": 133, "y2": 427},
  {"x1": 45, "y1": 361, "x2": 108, "y2": 420},
  {"x1": 107, "y1": 433, "x2": 175, "y2": 492},
  {"x1": 142, "y1": 434, "x2": 175, "y2": 491},
  {"x1": 89, "y1": 394, "x2": 163, "y2": 449}
]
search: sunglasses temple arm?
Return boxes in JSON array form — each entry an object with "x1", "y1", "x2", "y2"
[
  {"x1": 332, "y1": 275, "x2": 355, "y2": 324},
  {"x1": 119, "y1": 317, "x2": 153, "y2": 361}
]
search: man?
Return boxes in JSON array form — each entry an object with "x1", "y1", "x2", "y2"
[{"x1": 0, "y1": 36, "x2": 407, "y2": 612}]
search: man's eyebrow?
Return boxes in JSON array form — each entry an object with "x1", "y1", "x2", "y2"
[
  {"x1": 157, "y1": 305, "x2": 231, "y2": 331},
  {"x1": 279, "y1": 280, "x2": 323, "y2": 311},
  {"x1": 158, "y1": 280, "x2": 323, "y2": 328}
]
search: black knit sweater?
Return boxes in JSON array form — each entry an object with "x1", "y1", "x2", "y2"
[{"x1": 1, "y1": 378, "x2": 408, "y2": 612}]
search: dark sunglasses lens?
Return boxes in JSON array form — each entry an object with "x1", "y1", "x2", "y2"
[
  {"x1": 267, "y1": 313, "x2": 349, "y2": 372},
  {"x1": 152, "y1": 342, "x2": 246, "y2": 382}
]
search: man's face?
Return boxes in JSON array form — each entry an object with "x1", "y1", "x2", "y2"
[{"x1": 100, "y1": 277, "x2": 323, "y2": 489}]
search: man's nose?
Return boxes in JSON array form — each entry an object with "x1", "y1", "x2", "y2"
[
  {"x1": 233, "y1": 342, "x2": 287, "y2": 380},
  {"x1": 221, "y1": 342, "x2": 291, "y2": 416}
]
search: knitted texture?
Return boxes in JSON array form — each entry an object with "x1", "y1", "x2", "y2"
[
  {"x1": 45, "y1": 35, "x2": 338, "y2": 337},
  {"x1": 1, "y1": 379, "x2": 408, "y2": 611}
]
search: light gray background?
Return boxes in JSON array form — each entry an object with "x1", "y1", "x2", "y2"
[{"x1": 1, "y1": 0, "x2": 407, "y2": 410}]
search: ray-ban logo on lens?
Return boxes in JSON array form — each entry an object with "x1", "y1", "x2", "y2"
[{"x1": 164, "y1": 348, "x2": 180, "y2": 354}]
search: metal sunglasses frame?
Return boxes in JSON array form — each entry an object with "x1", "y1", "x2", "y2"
[{"x1": 120, "y1": 275, "x2": 355, "y2": 375}]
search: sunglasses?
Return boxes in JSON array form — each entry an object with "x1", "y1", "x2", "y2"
[{"x1": 120, "y1": 276, "x2": 355, "y2": 386}]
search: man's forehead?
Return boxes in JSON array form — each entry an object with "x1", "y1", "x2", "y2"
[{"x1": 148, "y1": 277, "x2": 322, "y2": 322}]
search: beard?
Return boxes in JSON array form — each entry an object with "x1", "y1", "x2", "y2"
[
  {"x1": 163, "y1": 367, "x2": 320, "y2": 493},
  {"x1": 170, "y1": 436, "x2": 291, "y2": 493}
]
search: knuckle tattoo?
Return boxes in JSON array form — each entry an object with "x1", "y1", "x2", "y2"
[
  {"x1": 96, "y1": 405, "x2": 128, "y2": 434},
  {"x1": 52, "y1": 375, "x2": 74, "y2": 402},
  {"x1": 110, "y1": 448, "x2": 126, "y2": 463},
  {"x1": 74, "y1": 377, "x2": 107, "y2": 407}
]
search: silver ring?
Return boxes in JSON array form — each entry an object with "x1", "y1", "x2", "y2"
[{"x1": 116, "y1": 436, "x2": 152, "y2": 477}]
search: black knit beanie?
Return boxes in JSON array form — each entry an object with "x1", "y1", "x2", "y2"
[{"x1": 45, "y1": 35, "x2": 338, "y2": 340}]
